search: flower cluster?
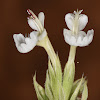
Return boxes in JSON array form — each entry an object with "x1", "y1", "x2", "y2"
[{"x1": 13, "y1": 9, "x2": 94, "y2": 100}]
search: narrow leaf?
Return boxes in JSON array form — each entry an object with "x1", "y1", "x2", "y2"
[
  {"x1": 48, "y1": 59, "x2": 56, "y2": 87},
  {"x1": 55, "y1": 54, "x2": 62, "y2": 83},
  {"x1": 45, "y1": 70, "x2": 54, "y2": 100},
  {"x1": 70, "y1": 78, "x2": 85, "y2": 97},
  {"x1": 59, "y1": 85, "x2": 65, "y2": 100},
  {"x1": 70, "y1": 77, "x2": 83, "y2": 100},
  {"x1": 81, "y1": 82, "x2": 88, "y2": 100},
  {"x1": 47, "y1": 56, "x2": 62, "y2": 100},
  {"x1": 33, "y1": 74, "x2": 47, "y2": 100}
]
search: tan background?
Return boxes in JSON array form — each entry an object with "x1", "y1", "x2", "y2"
[{"x1": 0, "y1": 0, "x2": 99, "y2": 100}]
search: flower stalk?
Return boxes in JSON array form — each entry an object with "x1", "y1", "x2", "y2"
[
  {"x1": 37, "y1": 35, "x2": 57, "y2": 70},
  {"x1": 68, "y1": 45, "x2": 76, "y2": 63}
]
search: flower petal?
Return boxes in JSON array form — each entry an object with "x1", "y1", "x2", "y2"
[
  {"x1": 13, "y1": 32, "x2": 38, "y2": 53},
  {"x1": 77, "y1": 36, "x2": 83, "y2": 46},
  {"x1": 28, "y1": 18, "x2": 38, "y2": 30},
  {"x1": 87, "y1": 29, "x2": 94, "y2": 37},
  {"x1": 30, "y1": 31, "x2": 39, "y2": 39},
  {"x1": 87, "y1": 29, "x2": 94, "y2": 44},
  {"x1": 63, "y1": 29, "x2": 74, "y2": 45},
  {"x1": 82, "y1": 37, "x2": 88, "y2": 46},
  {"x1": 77, "y1": 30, "x2": 94, "y2": 47},
  {"x1": 63, "y1": 28, "x2": 71, "y2": 38},
  {"x1": 78, "y1": 31, "x2": 86, "y2": 37},
  {"x1": 70, "y1": 36, "x2": 76, "y2": 45},
  {"x1": 38, "y1": 12, "x2": 45, "y2": 27},
  {"x1": 65, "y1": 13, "x2": 74, "y2": 30},
  {"x1": 76, "y1": 31, "x2": 86, "y2": 46},
  {"x1": 79, "y1": 14, "x2": 88, "y2": 31},
  {"x1": 13, "y1": 34, "x2": 25, "y2": 45}
]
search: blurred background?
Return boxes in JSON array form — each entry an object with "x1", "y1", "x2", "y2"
[{"x1": 0, "y1": 0, "x2": 99, "y2": 99}]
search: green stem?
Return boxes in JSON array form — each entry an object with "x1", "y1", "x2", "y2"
[
  {"x1": 63, "y1": 45, "x2": 76, "y2": 100},
  {"x1": 68, "y1": 46, "x2": 77, "y2": 63},
  {"x1": 37, "y1": 35, "x2": 57, "y2": 70}
]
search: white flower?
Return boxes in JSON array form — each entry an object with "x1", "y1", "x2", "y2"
[
  {"x1": 13, "y1": 9, "x2": 47, "y2": 53},
  {"x1": 63, "y1": 10, "x2": 94, "y2": 47}
]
